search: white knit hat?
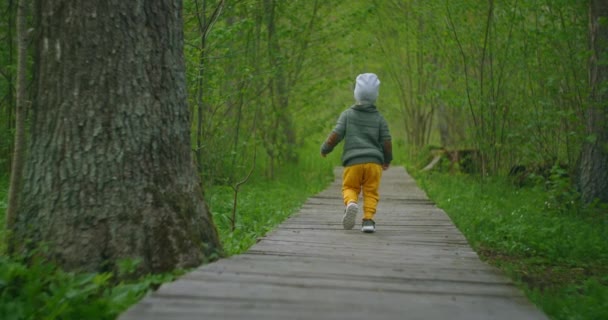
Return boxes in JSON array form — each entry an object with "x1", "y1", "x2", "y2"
[{"x1": 354, "y1": 73, "x2": 380, "y2": 104}]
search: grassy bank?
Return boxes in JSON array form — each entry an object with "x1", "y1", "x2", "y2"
[
  {"x1": 415, "y1": 172, "x2": 608, "y2": 320},
  {"x1": 207, "y1": 164, "x2": 333, "y2": 255}
]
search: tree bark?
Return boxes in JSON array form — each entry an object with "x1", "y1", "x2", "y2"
[
  {"x1": 11, "y1": 0, "x2": 222, "y2": 274},
  {"x1": 579, "y1": 0, "x2": 608, "y2": 205}
]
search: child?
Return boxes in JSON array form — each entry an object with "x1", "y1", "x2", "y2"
[{"x1": 320, "y1": 73, "x2": 393, "y2": 233}]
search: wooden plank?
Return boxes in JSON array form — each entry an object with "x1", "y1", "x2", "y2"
[{"x1": 120, "y1": 167, "x2": 547, "y2": 320}]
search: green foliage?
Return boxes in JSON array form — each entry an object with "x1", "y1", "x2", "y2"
[
  {"x1": 365, "y1": 0, "x2": 588, "y2": 172},
  {"x1": 183, "y1": 0, "x2": 382, "y2": 184},
  {"x1": 0, "y1": 253, "x2": 178, "y2": 320},
  {"x1": 416, "y1": 171, "x2": 608, "y2": 319}
]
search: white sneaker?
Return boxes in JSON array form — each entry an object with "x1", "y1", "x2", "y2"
[
  {"x1": 342, "y1": 202, "x2": 358, "y2": 230},
  {"x1": 361, "y1": 219, "x2": 375, "y2": 233}
]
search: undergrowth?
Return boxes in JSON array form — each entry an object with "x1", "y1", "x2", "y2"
[
  {"x1": 415, "y1": 171, "x2": 608, "y2": 320},
  {"x1": 0, "y1": 254, "x2": 179, "y2": 320}
]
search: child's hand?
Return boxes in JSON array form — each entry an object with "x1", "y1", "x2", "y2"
[{"x1": 382, "y1": 163, "x2": 390, "y2": 170}]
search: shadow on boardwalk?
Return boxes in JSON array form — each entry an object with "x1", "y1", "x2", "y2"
[{"x1": 121, "y1": 166, "x2": 547, "y2": 320}]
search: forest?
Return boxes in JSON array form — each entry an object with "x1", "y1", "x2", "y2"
[{"x1": 0, "y1": 0, "x2": 606, "y2": 319}]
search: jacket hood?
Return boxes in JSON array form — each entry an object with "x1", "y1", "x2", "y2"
[{"x1": 352, "y1": 104, "x2": 378, "y2": 113}]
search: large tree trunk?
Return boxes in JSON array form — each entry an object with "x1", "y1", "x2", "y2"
[
  {"x1": 11, "y1": 0, "x2": 222, "y2": 274},
  {"x1": 579, "y1": 0, "x2": 608, "y2": 205}
]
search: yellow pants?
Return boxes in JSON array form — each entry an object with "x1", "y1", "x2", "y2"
[{"x1": 342, "y1": 163, "x2": 382, "y2": 220}]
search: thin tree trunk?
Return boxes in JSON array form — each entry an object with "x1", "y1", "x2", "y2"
[
  {"x1": 6, "y1": 0, "x2": 28, "y2": 247},
  {"x1": 12, "y1": 0, "x2": 222, "y2": 274},
  {"x1": 195, "y1": 0, "x2": 206, "y2": 173},
  {"x1": 4, "y1": 0, "x2": 16, "y2": 173},
  {"x1": 264, "y1": 0, "x2": 297, "y2": 164},
  {"x1": 579, "y1": 0, "x2": 608, "y2": 205},
  {"x1": 193, "y1": 0, "x2": 224, "y2": 172}
]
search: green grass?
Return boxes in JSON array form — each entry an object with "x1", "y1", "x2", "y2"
[
  {"x1": 207, "y1": 162, "x2": 334, "y2": 255},
  {"x1": 415, "y1": 171, "x2": 608, "y2": 320}
]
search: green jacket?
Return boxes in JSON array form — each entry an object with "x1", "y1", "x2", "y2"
[{"x1": 321, "y1": 104, "x2": 392, "y2": 166}]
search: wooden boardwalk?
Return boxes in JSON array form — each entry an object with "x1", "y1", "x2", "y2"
[{"x1": 120, "y1": 167, "x2": 547, "y2": 320}]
